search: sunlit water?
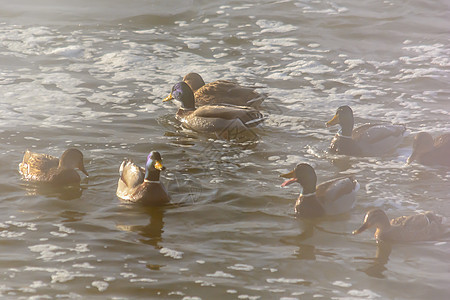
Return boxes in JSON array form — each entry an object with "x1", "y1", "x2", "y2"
[{"x1": 0, "y1": 0, "x2": 449, "y2": 299}]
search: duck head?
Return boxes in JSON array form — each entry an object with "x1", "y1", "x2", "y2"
[
  {"x1": 59, "y1": 148, "x2": 88, "y2": 176},
  {"x1": 183, "y1": 72, "x2": 206, "y2": 92},
  {"x1": 144, "y1": 151, "x2": 165, "y2": 181},
  {"x1": 280, "y1": 163, "x2": 317, "y2": 194},
  {"x1": 163, "y1": 82, "x2": 196, "y2": 110},
  {"x1": 352, "y1": 209, "x2": 391, "y2": 235},
  {"x1": 326, "y1": 105, "x2": 354, "y2": 136},
  {"x1": 407, "y1": 132, "x2": 434, "y2": 164}
]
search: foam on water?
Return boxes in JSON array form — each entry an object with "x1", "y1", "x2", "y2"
[
  {"x1": 159, "y1": 247, "x2": 184, "y2": 259},
  {"x1": 206, "y1": 271, "x2": 235, "y2": 278}
]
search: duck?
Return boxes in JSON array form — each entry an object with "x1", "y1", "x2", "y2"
[
  {"x1": 164, "y1": 82, "x2": 265, "y2": 136},
  {"x1": 407, "y1": 132, "x2": 450, "y2": 167},
  {"x1": 19, "y1": 148, "x2": 88, "y2": 185},
  {"x1": 353, "y1": 209, "x2": 444, "y2": 242},
  {"x1": 280, "y1": 163, "x2": 360, "y2": 218},
  {"x1": 116, "y1": 151, "x2": 170, "y2": 206},
  {"x1": 182, "y1": 72, "x2": 267, "y2": 107},
  {"x1": 326, "y1": 105, "x2": 406, "y2": 156}
]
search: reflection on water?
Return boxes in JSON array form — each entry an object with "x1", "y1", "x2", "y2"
[
  {"x1": 355, "y1": 241, "x2": 392, "y2": 279},
  {"x1": 19, "y1": 181, "x2": 85, "y2": 200},
  {"x1": 117, "y1": 207, "x2": 165, "y2": 250}
]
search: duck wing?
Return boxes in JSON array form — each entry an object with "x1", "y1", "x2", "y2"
[
  {"x1": 118, "y1": 160, "x2": 145, "y2": 189},
  {"x1": 390, "y1": 212, "x2": 443, "y2": 241},
  {"x1": 19, "y1": 150, "x2": 59, "y2": 180},
  {"x1": 193, "y1": 105, "x2": 265, "y2": 126},
  {"x1": 195, "y1": 80, "x2": 266, "y2": 106},
  {"x1": 353, "y1": 124, "x2": 405, "y2": 144},
  {"x1": 434, "y1": 133, "x2": 450, "y2": 148},
  {"x1": 352, "y1": 123, "x2": 405, "y2": 155},
  {"x1": 316, "y1": 176, "x2": 359, "y2": 215}
]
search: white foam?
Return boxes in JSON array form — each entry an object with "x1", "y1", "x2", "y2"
[
  {"x1": 160, "y1": 247, "x2": 184, "y2": 259},
  {"x1": 256, "y1": 20, "x2": 297, "y2": 33},
  {"x1": 73, "y1": 263, "x2": 95, "y2": 269},
  {"x1": 130, "y1": 278, "x2": 157, "y2": 283},
  {"x1": 29, "y1": 244, "x2": 66, "y2": 261},
  {"x1": 227, "y1": 264, "x2": 254, "y2": 271},
  {"x1": 92, "y1": 281, "x2": 109, "y2": 292},
  {"x1": 0, "y1": 231, "x2": 26, "y2": 238},
  {"x1": 266, "y1": 278, "x2": 305, "y2": 284},
  {"x1": 47, "y1": 45, "x2": 84, "y2": 58},
  {"x1": 332, "y1": 280, "x2": 352, "y2": 288},
  {"x1": 206, "y1": 271, "x2": 235, "y2": 278},
  {"x1": 347, "y1": 289, "x2": 381, "y2": 298},
  {"x1": 53, "y1": 224, "x2": 75, "y2": 234},
  {"x1": 120, "y1": 272, "x2": 137, "y2": 278},
  {"x1": 195, "y1": 280, "x2": 216, "y2": 287}
]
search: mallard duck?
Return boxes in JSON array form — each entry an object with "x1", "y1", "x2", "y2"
[
  {"x1": 280, "y1": 163, "x2": 360, "y2": 218},
  {"x1": 326, "y1": 105, "x2": 406, "y2": 156},
  {"x1": 182, "y1": 72, "x2": 267, "y2": 107},
  {"x1": 164, "y1": 82, "x2": 265, "y2": 135},
  {"x1": 116, "y1": 151, "x2": 170, "y2": 206},
  {"x1": 407, "y1": 132, "x2": 450, "y2": 166},
  {"x1": 353, "y1": 209, "x2": 444, "y2": 242},
  {"x1": 19, "y1": 148, "x2": 88, "y2": 185}
]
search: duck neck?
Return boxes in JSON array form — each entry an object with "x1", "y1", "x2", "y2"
[
  {"x1": 181, "y1": 87, "x2": 196, "y2": 110},
  {"x1": 374, "y1": 218, "x2": 392, "y2": 238},
  {"x1": 301, "y1": 184, "x2": 316, "y2": 196},
  {"x1": 340, "y1": 122, "x2": 353, "y2": 137},
  {"x1": 145, "y1": 169, "x2": 160, "y2": 182}
]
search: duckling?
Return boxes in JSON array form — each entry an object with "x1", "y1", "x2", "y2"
[
  {"x1": 280, "y1": 163, "x2": 359, "y2": 218},
  {"x1": 407, "y1": 132, "x2": 450, "y2": 167},
  {"x1": 19, "y1": 148, "x2": 88, "y2": 185},
  {"x1": 326, "y1": 105, "x2": 406, "y2": 156},
  {"x1": 116, "y1": 151, "x2": 170, "y2": 206},
  {"x1": 182, "y1": 72, "x2": 267, "y2": 107},
  {"x1": 353, "y1": 209, "x2": 444, "y2": 242},
  {"x1": 164, "y1": 82, "x2": 265, "y2": 135}
]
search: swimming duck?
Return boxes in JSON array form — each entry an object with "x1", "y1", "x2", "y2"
[
  {"x1": 116, "y1": 151, "x2": 170, "y2": 206},
  {"x1": 353, "y1": 209, "x2": 444, "y2": 242},
  {"x1": 407, "y1": 132, "x2": 450, "y2": 167},
  {"x1": 280, "y1": 163, "x2": 360, "y2": 218},
  {"x1": 19, "y1": 148, "x2": 88, "y2": 185},
  {"x1": 326, "y1": 105, "x2": 406, "y2": 156},
  {"x1": 182, "y1": 72, "x2": 267, "y2": 107},
  {"x1": 164, "y1": 81, "x2": 265, "y2": 135}
]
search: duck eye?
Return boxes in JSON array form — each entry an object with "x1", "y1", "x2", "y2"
[{"x1": 172, "y1": 90, "x2": 181, "y2": 99}]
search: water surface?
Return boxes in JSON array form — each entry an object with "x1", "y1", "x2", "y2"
[{"x1": 0, "y1": 0, "x2": 449, "y2": 299}]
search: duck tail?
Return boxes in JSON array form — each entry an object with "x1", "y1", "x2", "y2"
[
  {"x1": 246, "y1": 93, "x2": 268, "y2": 106},
  {"x1": 244, "y1": 113, "x2": 267, "y2": 127}
]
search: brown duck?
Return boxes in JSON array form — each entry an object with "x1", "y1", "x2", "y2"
[
  {"x1": 164, "y1": 82, "x2": 265, "y2": 135},
  {"x1": 326, "y1": 105, "x2": 406, "y2": 156},
  {"x1": 182, "y1": 72, "x2": 267, "y2": 107},
  {"x1": 116, "y1": 151, "x2": 170, "y2": 206},
  {"x1": 280, "y1": 163, "x2": 359, "y2": 218},
  {"x1": 19, "y1": 148, "x2": 88, "y2": 185},
  {"x1": 353, "y1": 209, "x2": 444, "y2": 242},
  {"x1": 407, "y1": 132, "x2": 450, "y2": 167}
]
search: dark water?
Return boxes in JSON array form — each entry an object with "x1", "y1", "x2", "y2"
[{"x1": 0, "y1": 0, "x2": 449, "y2": 299}]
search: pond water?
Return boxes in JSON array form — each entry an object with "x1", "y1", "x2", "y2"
[{"x1": 0, "y1": 0, "x2": 449, "y2": 299}]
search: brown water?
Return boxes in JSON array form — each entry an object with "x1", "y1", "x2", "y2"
[{"x1": 0, "y1": 1, "x2": 449, "y2": 299}]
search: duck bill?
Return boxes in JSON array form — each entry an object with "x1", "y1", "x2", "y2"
[
  {"x1": 154, "y1": 160, "x2": 165, "y2": 171},
  {"x1": 352, "y1": 222, "x2": 369, "y2": 235},
  {"x1": 79, "y1": 165, "x2": 89, "y2": 177},
  {"x1": 326, "y1": 114, "x2": 339, "y2": 127},
  {"x1": 406, "y1": 151, "x2": 417, "y2": 165},
  {"x1": 163, "y1": 93, "x2": 174, "y2": 102},
  {"x1": 280, "y1": 170, "x2": 297, "y2": 187}
]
